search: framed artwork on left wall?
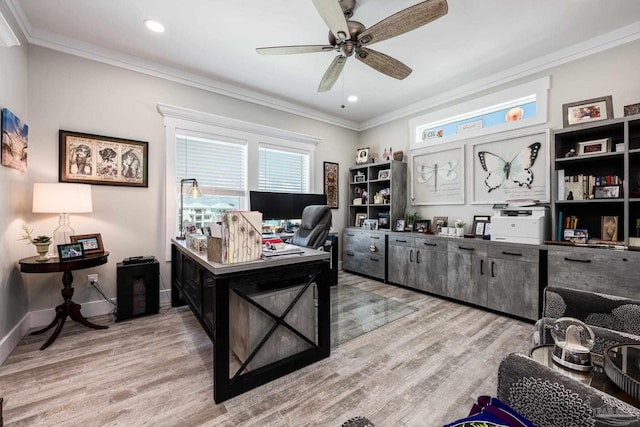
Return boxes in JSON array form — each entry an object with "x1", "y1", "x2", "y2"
[
  {"x1": 59, "y1": 130, "x2": 148, "y2": 187},
  {"x1": 323, "y1": 161, "x2": 339, "y2": 209}
]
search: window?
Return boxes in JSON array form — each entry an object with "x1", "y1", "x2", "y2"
[{"x1": 160, "y1": 103, "x2": 319, "y2": 256}]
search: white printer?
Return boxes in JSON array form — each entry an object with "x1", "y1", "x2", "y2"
[{"x1": 491, "y1": 205, "x2": 549, "y2": 245}]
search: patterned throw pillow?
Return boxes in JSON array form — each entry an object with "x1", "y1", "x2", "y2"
[{"x1": 443, "y1": 396, "x2": 535, "y2": 427}]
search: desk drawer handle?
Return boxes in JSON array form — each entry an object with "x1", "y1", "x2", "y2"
[
  {"x1": 371, "y1": 236, "x2": 380, "y2": 240},
  {"x1": 502, "y1": 251, "x2": 522, "y2": 257},
  {"x1": 423, "y1": 242, "x2": 437, "y2": 247},
  {"x1": 346, "y1": 233, "x2": 355, "y2": 237},
  {"x1": 564, "y1": 257, "x2": 591, "y2": 263},
  {"x1": 346, "y1": 252, "x2": 355, "y2": 257},
  {"x1": 369, "y1": 258, "x2": 379, "y2": 262},
  {"x1": 395, "y1": 239, "x2": 407, "y2": 243},
  {"x1": 459, "y1": 246, "x2": 475, "y2": 251}
]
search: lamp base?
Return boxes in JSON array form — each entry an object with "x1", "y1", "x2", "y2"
[
  {"x1": 51, "y1": 213, "x2": 75, "y2": 257},
  {"x1": 552, "y1": 344, "x2": 593, "y2": 371}
]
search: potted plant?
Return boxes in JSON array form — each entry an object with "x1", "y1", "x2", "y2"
[
  {"x1": 454, "y1": 219, "x2": 465, "y2": 237},
  {"x1": 404, "y1": 211, "x2": 421, "y2": 231},
  {"x1": 20, "y1": 225, "x2": 52, "y2": 262}
]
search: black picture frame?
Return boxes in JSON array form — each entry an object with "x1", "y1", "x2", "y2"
[
  {"x1": 472, "y1": 215, "x2": 491, "y2": 237},
  {"x1": 413, "y1": 219, "x2": 431, "y2": 233},
  {"x1": 57, "y1": 242, "x2": 85, "y2": 261},
  {"x1": 323, "y1": 161, "x2": 339, "y2": 209},
  {"x1": 59, "y1": 129, "x2": 148, "y2": 187}
]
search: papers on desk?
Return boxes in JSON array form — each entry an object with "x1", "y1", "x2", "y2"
[{"x1": 262, "y1": 243, "x2": 304, "y2": 258}]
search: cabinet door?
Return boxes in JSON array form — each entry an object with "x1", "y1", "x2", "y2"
[
  {"x1": 414, "y1": 237, "x2": 447, "y2": 295},
  {"x1": 387, "y1": 243, "x2": 415, "y2": 287},
  {"x1": 487, "y1": 246, "x2": 540, "y2": 321},
  {"x1": 447, "y1": 241, "x2": 488, "y2": 306}
]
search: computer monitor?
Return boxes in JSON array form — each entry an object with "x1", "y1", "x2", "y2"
[{"x1": 249, "y1": 191, "x2": 327, "y2": 221}]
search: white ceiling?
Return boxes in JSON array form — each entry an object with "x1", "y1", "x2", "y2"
[{"x1": 6, "y1": 0, "x2": 640, "y2": 130}]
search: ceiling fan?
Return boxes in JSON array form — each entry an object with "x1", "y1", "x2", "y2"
[{"x1": 256, "y1": 0, "x2": 448, "y2": 92}]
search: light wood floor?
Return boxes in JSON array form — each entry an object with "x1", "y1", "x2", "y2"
[{"x1": 0, "y1": 272, "x2": 533, "y2": 426}]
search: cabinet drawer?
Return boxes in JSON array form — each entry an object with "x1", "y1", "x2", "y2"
[
  {"x1": 415, "y1": 236, "x2": 448, "y2": 252},
  {"x1": 387, "y1": 234, "x2": 415, "y2": 247},
  {"x1": 447, "y1": 240, "x2": 487, "y2": 257},
  {"x1": 343, "y1": 230, "x2": 386, "y2": 255},
  {"x1": 547, "y1": 247, "x2": 640, "y2": 299},
  {"x1": 488, "y1": 244, "x2": 539, "y2": 263},
  {"x1": 343, "y1": 250, "x2": 385, "y2": 279}
]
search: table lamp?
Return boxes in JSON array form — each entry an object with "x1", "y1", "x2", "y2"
[
  {"x1": 177, "y1": 178, "x2": 201, "y2": 239},
  {"x1": 32, "y1": 183, "x2": 93, "y2": 256}
]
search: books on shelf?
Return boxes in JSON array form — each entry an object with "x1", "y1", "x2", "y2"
[{"x1": 560, "y1": 174, "x2": 622, "y2": 200}]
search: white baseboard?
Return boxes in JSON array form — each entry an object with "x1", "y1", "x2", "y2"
[{"x1": 0, "y1": 288, "x2": 171, "y2": 365}]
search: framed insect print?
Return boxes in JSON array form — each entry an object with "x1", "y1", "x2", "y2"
[
  {"x1": 411, "y1": 145, "x2": 464, "y2": 205},
  {"x1": 471, "y1": 129, "x2": 549, "y2": 204}
]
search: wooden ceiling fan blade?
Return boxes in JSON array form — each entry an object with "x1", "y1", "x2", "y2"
[
  {"x1": 256, "y1": 45, "x2": 335, "y2": 55},
  {"x1": 312, "y1": 0, "x2": 350, "y2": 41},
  {"x1": 358, "y1": 0, "x2": 448, "y2": 46},
  {"x1": 355, "y1": 48, "x2": 411, "y2": 80},
  {"x1": 318, "y1": 55, "x2": 347, "y2": 92}
]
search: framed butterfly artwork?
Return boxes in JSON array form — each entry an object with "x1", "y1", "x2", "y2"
[
  {"x1": 471, "y1": 129, "x2": 550, "y2": 204},
  {"x1": 410, "y1": 145, "x2": 465, "y2": 205}
]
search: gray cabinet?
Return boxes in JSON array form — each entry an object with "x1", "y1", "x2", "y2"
[
  {"x1": 447, "y1": 240, "x2": 488, "y2": 306},
  {"x1": 547, "y1": 246, "x2": 640, "y2": 299},
  {"x1": 342, "y1": 229, "x2": 386, "y2": 280},
  {"x1": 387, "y1": 235, "x2": 415, "y2": 287},
  {"x1": 414, "y1": 235, "x2": 448, "y2": 295},
  {"x1": 487, "y1": 244, "x2": 542, "y2": 321}
]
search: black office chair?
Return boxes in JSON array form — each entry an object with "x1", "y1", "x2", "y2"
[{"x1": 291, "y1": 205, "x2": 332, "y2": 250}]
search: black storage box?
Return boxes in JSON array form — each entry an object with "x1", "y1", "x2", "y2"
[{"x1": 116, "y1": 257, "x2": 159, "y2": 321}]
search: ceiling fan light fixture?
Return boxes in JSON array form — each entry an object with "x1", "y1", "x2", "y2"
[
  {"x1": 347, "y1": 95, "x2": 358, "y2": 102},
  {"x1": 144, "y1": 19, "x2": 165, "y2": 33}
]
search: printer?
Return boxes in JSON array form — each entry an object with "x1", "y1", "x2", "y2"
[{"x1": 491, "y1": 205, "x2": 549, "y2": 245}]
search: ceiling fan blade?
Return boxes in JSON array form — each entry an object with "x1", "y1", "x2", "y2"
[
  {"x1": 355, "y1": 47, "x2": 411, "y2": 80},
  {"x1": 358, "y1": 0, "x2": 448, "y2": 46},
  {"x1": 256, "y1": 45, "x2": 335, "y2": 55},
  {"x1": 318, "y1": 55, "x2": 347, "y2": 92},
  {"x1": 312, "y1": 0, "x2": 350, "y2": 41}
]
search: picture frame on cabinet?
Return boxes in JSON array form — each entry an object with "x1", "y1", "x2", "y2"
[
  {"x1": 601, "y1": 215, "x2": 619, "y2": 241},
  {"x1": 395, "y1": 219, "x2": 406, "y2": 232},
  {"x1": 593, "y1": 185, "x2": 622, "y2": 199},
  {"x1": 355, "y1": 213, "x2": 367, "y2": 227},
  {"x1": 363, "y1": 219, "x2": 378, "y2": 231},
  {"x1": 378, "y1": 169, "x2": 390, "y2": 180},
  {"x1": 624, "y1": 103, "x2": 640, "y2": 117},
  {"x1": 577, "y1": 138, "x2": 611, "y2": 155},
  {"x1": 562, "y1": 95, "x2": 613, "y2": 127},
  {"x1": 432, "y1": 216, "x2": 448, "y2": 234},
  {"x1": 70, "y1": 233, "x2": 104, "y2": 255},
  {"x1": 354, "y1": 172, "x2": 366, "y2": 183},
  {"x1": 356, "y1": 147, "x2": 369, "y2": 164},
  {"x1": 472, "y1": 215, "x2": 491, "y2": 237},
  {"x1": 413, "y1": 219, "x2": 431, "y2": 233},
  {"x1": 57, "y1": 242, "x2": 85, "y2": 261}
]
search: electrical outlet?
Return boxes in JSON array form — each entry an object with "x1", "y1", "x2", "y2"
[{"x1": 88, "y1": 274, "x2": 98, "y2": 286}]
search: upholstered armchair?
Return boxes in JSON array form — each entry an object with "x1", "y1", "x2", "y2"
[
  {"x1": 290, "y1": 205, "x2": 332, "y2": 250},
  {"x1": 532, "y1": 286, "x2": 640, "y2": 358}
]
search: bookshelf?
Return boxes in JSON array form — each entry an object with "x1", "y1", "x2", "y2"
[{"x1": 551, "y1": 114, "x2": 640, "y2": 248}]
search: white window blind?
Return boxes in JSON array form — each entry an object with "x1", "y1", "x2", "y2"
[{"x1": 258, "y1": 146, "x2": 310, "y2": 193}]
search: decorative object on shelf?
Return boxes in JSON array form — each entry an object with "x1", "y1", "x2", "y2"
[
  {"x1": 382, "y1": 147, "x2": 393, "y2": 161},
  {"x1": 394, "y1": 219, "x2": 405, "y2": 232},
  {"x1": 373, "y1": 192, "x2": 383, "y2": 204},
  {"x1": 577, "y1": 138, "x2": 611, "y2": 156},
  {"x1": 32, "y1": 182, "x2": 93, "y2": 257},
  {"x1": 404, "y1": 210, "x2": 420, "y2": 231},
  {"x1": 601, "y1": 215, "x2": 619, "y2": 241},
  {"x1": 413, "y1": 219, "x2": 431, "y2": 233},
  {"x1": 393, "y1": 150, "x2": 404, "y2": 161},
  {"x1": 377, "y1": 212, "x2": 390, "y2": 229},
  {"x1": 562, "y1": 95, "x2": 613, "y2": 127},
  {"x1": 1, "y1": 107, "x2": 28, "y2": 173},
  {"x1": 471, "y1": 129, "x2": 549, "y2": 203},
  {"x1": 472, "y1": 215, "x2": 490, "y2": 237},
  {"x1": 593, "y1": 185, "x2": 622, "y2": 199},
  {"x1": 411, "y1": 145, "x2": 464, "y2": 205},
  {"x1": 432, "y1": 216, "x2": 448, "y2": 234},
  {"x1": 59, "y1": 130, "x2": 148, "y2": 187},
  {"x1": 57, "y1": 242, "x2": 85, "y2": 261},
  {"x1": 70, "y1": 233, "x2": 104, "y2": 255},
  {"x1": 355, "y1": 147, "x2": 369, "y2": 164},
  {"x1": 363, "y1": 219, "x2": 378, "y2": 231},
  {"x1": 378, "y1": 169, "x2": 390, "y2": 180},
  {"x1": 563, "y1": 228, "x2": 588, "y2": 244},
  {"x1": 636, "y1": 219, "x2": 640, "y2": 238},
  {"x1": 564, "y1": 148, "x2": 576, "y2": 158},
  {"x1": 369, "y1": 152, "x2": 379, "y2": 164},
  {"x1": 355, "y1": 213, "x2": 366, "y2": 227},
  {"x1": 454, "y1": 219, "x2": 465, "y2": 237},
  {"x1": 323, "y1": 161, "x2": 339, "y2": 209},
  {"x1": 615, "y1": 143, "x2": 625, "y2": 152},
  {"x1": 483, "y1": 223, "x2": 492, "y2": 239},
  {"x1": 177, "y1": 178, "x2": 201, "y2": 239},
  {"x1": 20, "y1": 225, "x2": 52, "y2": 262},
  {"x1": 623, "y1": 102, "x2": 640, "y2": 117},
  {"x1": 354, "y1": 171, "x2": 366, "y2": 182}
]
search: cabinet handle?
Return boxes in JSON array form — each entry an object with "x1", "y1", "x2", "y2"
[
  {"x1": 346, "y1": 233, "x2": 355, "y2": 237},
  {"x1": 410, "y1": 249, "x2": 413, "y2": 263},
  {"x1": 491, "y1": 261, "x2": 495, "y2": 278},
  {"x1": 369, "y1": 258, "x2": 379, "y2": 262},
  {"x1": 423, "y1": 242, "x2": 437, "y2": 247},
  {"x1": 417, "y1": 250, "x2": 421, "y2": 264},
  {"x1": 502, "y1": 251, "x2": 522, "y2": 257},
  {"x1": 371, "y1": 236, "x2": 380, "y2": 240},
  {"x1": 346, "y1": 252, "x2": 355, "y2": 257},
  {"x1": 395, "y1": 239, "x2": 407, "y2": 243},
  {"x1": 459, "y1": 246, "x2": 475, "y2": 251},
  {"x1": 564, "y1": 257, "x2": 591, "y2": 263},
  {"x1": 480, "y1": 259, "x2": 484, "y2": 275}
]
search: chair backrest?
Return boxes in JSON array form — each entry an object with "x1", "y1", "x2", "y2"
[{"x1": 291, "y1": 205, "x2": 332, "y2": 249}]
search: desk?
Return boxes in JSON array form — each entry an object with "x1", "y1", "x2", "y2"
[
  {"x1": 171, "y1": 240, "x2": 330, "y2": 403},
  {"x1": 19, "y1": 252, "x2": 109, "y2": 350}
]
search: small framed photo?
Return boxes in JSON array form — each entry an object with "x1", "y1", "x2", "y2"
[
  {"x1": 601, "y1": 215, "x2": 619, "y2": 241},
  {"x1": 432, "y1": 216, "x2": 448, "y2": 234},
  {"x1": 624, "y1": 103, "x2": 640, "y2": 117},
  {"x1": 363, "y1": 219, "x2": 378, "y2": 231},
  {"x1": 70, "y1": 233, "x2": 104, "y2": 255},
  {"x1": 395, "y1": 219, "x2": 406, "y2": 232},
  {"x1": 354, "y1": 172, "x2": 366, "y2": 183},
  {"x1": 356, "y1": 147, "x2": 370, "y2": 164},
  {"x1": 577, "y1": 138, "x2": 611, "y2": 155},
  {"x1": 413, "y1": 219, "x2": 431, "y2": 233},
  {"x1": 483, "y1": 223, "x2": 492, "y2": 238},
  {"x1": 355, "y1": 213, "x2": 367, "y2": 227},
  {"x1": 593, "y1": 185, "x2": 622, "y2": 199},
  {"x1": 563, "y1": 228, "x2": 589, "y2": 244},
  {"x1": 57, "y1": 242, "x2": 85, "y2": 261},
  {"x1": 562, "y1": 95, "x2": 613, "y2": 127},
  {"x1": 378, "y1": 169, "x2": 390, "y2": 180},
  {"x1": 472, "y1": 215, "x2": 491, "y2": 237}
]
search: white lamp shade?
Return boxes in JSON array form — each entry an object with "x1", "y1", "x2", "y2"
[{"x1": 32, "y1": 183, "x2": 93, "y2": 213}]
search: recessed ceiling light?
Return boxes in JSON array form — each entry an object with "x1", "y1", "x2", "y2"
[
  {"x1": 347, "y1": 95, "x2": 358, "y2": 102},
  {"x1": 144, "y1": 19, "x2": 165, "y2": 33}
]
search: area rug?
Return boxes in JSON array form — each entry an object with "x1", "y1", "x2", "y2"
[
  {"x1": 331, "y1": 284, "x2": 418, "y2": 347},
  {"x1": 341, "y1": 416, "x2": 376, "y2": 427}
]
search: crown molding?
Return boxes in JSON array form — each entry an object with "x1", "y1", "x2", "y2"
[{"x1": 0, "y1": 9, "x2": 19, "y2": 46}]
